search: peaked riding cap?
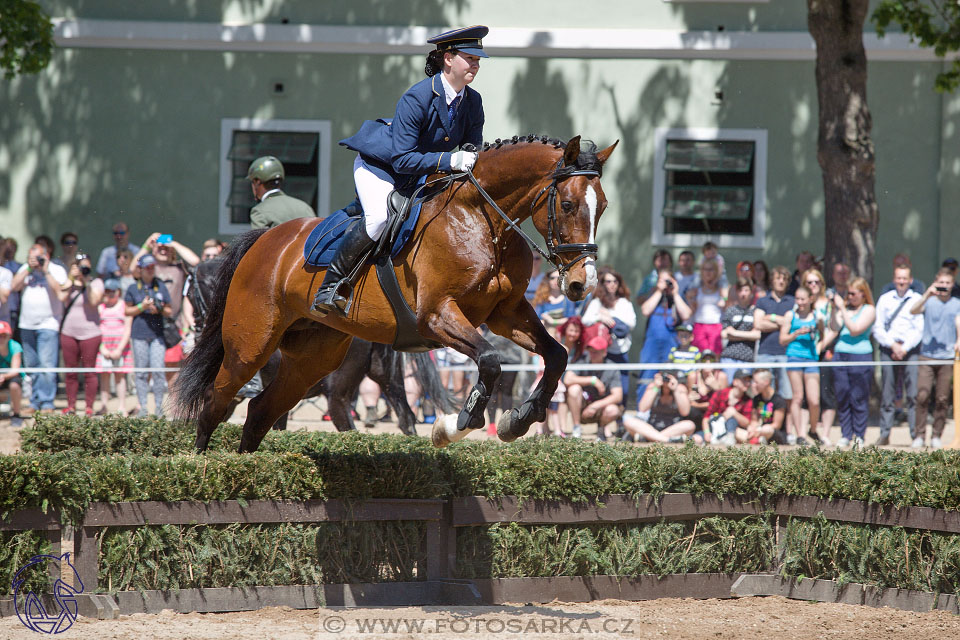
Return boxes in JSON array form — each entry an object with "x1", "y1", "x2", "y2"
[{"x1": 427, "y1": 25, "x2": 489, "y2": 58}]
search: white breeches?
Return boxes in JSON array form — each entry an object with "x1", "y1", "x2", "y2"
[{"x1": 354, "y1": 155, "x2": 393, "y2": 241}]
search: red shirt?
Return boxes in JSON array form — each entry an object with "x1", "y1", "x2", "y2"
[{"x1": 705, "y1": 387, "x2": 753, "y2": 420}]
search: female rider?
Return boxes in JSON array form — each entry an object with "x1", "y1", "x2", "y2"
[{"x1": 314, "y1": 26, "x2": 489, "y2": 314}]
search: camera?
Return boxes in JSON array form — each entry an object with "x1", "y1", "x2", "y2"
[
  {"x1": 825, "y1": 287, "x2": 837, "y2": 299},
  {"x1": 936, "y1": 286, "x2": 950, "y2": 294},
  {"x1": 80, "y1": 266, "x2": 91, "y2": 276},
  {"x1": 157, "y1": 234, "x2": 173, "y2": 245},
  {"x1": 36, "y1": 256, "x2": 45, "y2": 267}
]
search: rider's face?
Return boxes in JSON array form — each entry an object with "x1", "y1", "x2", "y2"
[{"x1": 445, "y1": 51, "x2": 481, "y2": 86}]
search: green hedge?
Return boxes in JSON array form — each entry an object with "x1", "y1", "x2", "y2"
[
  {"x1": 18, "y1": 416, "x2": 960, "y2": 508},
  {"x1": 8, "y1": 417, "x2": 960, "y2": 596},
  {"x1": 98, "y1": 521, "x2": 424, "y2": 591}
]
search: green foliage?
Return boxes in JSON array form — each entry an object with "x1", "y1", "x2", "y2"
[
  {"x1": 0, "y1": 452, "x2": 90, "y2": 520},
  {"x1": 456, "y1": 516, "x2": 774, "y2": 579},
  {"x1": 12, "y1": 418, "x2": 960, "y2": 596},
  {"x1": 781, "y1": 515, "x2": 960, "y2": 593},
  {"x1": 84, "y1": 452, "x2": 325, "y2": 504},
  {"x1": 20, "y1": 415, "x2": 243, "y2": 456},
  {"x1": 98, "y1": 521, "x2": 425, "y2": 591},
  {"x1": 873, "y1": 0, "x2": 960, "y2": 92},
  {"x1": 0, "y1": 531, "x2": 51, "y2": 596},
  {"x1": 19, "y1": 417, "x2": 960, "y2": 508},
  {"x1": 0, "y1": 0, "x2": 54, "y2": 78}
]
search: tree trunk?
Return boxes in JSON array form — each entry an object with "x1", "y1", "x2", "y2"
[{"x1": 808, "y1": 0, "x2": 878, "y2": 286}]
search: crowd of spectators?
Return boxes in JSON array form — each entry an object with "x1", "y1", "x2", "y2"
[
  {"x1": 0, "y1": 225, "x2": 226, "y2": 424},
  {"x1": 511, "y1": 243, "x2": 960, "y2": 449},
  {"x1": 2, "y1": 226, "x2": 959, "y2": 451}
]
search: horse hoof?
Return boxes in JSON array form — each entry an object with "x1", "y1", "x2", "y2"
[
  {"x1": 496, "y1": 409, "x2": 520, "y2": 443},
  {"x1": 431, "y1": 421, "x2": 451, "y2": 448},
  {"x1": 432, "y1": 415, "x2": 469, "y2": 448}
]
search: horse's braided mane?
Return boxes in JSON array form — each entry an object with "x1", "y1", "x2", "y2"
[
  {"x1": 480, "y1": 134, "x2": 602, "y2": 177},
  {"x1": 481, "y1": 134, "x2": 565, "y2": 152}
]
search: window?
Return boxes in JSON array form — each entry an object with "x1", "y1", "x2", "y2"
[
  {"x1": 218, "y1": 118, "x2": 331, "y2": 235},
  {"x1": 652, "y1": 128, "x2": 767, "y2": 249}
]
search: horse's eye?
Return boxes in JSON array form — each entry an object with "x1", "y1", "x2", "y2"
[{"x1": 561, "y1": 201, "x2": 574, "y2": 213}]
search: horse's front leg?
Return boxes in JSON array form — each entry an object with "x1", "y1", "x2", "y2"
[
  {"x1": 486, "y1": 299, "x2": 567, "y2": 442},
  {"x1": 424, "y1": 302, "x2": 501, "y2": 448}
]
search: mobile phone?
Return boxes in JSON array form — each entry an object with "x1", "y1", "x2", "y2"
[{"x1": 157, "y1": 234, "x2": 173, "y2": 245}]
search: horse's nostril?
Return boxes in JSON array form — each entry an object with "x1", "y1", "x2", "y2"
[{"x1": 569, "y1": 281, "x2": 584, "y2": 294}]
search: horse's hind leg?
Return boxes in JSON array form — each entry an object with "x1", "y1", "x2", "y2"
[
  {"x1": 425, "y1": 302, "x2": 502, "y2": 447},
  {"x1": 367, "y1": 345, "x2": 417, "y2": 436},
  {"x1": 485, "y1": 299, "x2": 567, "y2": 443},
  {"x1": 239, "y1": 327, "x2": 354, "y2": 452}
]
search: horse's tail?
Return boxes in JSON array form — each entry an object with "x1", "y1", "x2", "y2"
[
  {"x1": 174, "y1": 229, "x2": 269, "y2": 421},
  {"x1": 408, "y1": 352, "x2": 458, "y2": 415}
]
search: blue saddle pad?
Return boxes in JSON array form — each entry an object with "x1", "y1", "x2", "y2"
[{"x1": 303, "y1": 198, "x2": 424, "y2": 267}]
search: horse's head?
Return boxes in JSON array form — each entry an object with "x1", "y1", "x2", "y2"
[{"x1": 531, "y1": 136, "x2": 618, "y2": 301}]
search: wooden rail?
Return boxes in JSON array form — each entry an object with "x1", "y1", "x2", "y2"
[{"x1": 3, "y1": 493, "x2": 960, "y2": 612}]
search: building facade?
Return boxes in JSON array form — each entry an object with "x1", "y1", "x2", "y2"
[{"x1": 1, "y1": 0, "x2": 957, "y2": 292}]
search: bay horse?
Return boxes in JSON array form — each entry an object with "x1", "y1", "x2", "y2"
[
  {"x1": 189, "y1": 258, "x2": 455, "y2": 435},
  {"x1": 175, "y1": 135, "x2": 616, "y2": 453}
]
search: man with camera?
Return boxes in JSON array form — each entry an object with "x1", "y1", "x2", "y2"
[
  {"x1": 908, "y1": 268, "x2": 960, "y2": 449},
  {"x1": 10, "y1": 243, "x2": 69, "y2": 414}
]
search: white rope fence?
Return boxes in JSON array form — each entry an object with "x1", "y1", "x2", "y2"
[{"x1": 0, "y1": 359, "x2": 954, "y2": 374}]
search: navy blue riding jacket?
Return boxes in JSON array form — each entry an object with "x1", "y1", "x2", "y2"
[{"x1": 339, "y1": 75, "x2": 484, "y2": 186}]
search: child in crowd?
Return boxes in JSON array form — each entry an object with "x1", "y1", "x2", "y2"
[
  {"x1": 0, "y1": 321, "x2": 25, "y2": 427},
  {"x1": 700, "y1": 241, "x2": 728, "y2": 287},
  {"x1": 668, "y1": 323, "x2": 701, "y2": 375},
  {"x1": 96, "y1": 278, "x2": 133, "y2": 414}
]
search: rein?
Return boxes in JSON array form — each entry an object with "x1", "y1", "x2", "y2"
[{"x1": 460, "y1": 161, "x2": 600, "y2": 280}]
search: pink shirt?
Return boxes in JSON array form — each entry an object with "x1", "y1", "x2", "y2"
[{"x1": 60, "y1": 279, "x2": 104, "y2": 340}]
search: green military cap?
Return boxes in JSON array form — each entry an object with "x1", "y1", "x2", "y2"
[{"x1": 246, "y1": 156, "x2": 285, "y2": 182}]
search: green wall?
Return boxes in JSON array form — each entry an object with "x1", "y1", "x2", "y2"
[{"x1": 0, "y1": 1, "x2": 947, "y2": 290}]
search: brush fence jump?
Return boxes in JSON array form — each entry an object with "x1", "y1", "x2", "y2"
[{"x1": 3, "y1": 493, "x2": 960, "y2": 614}]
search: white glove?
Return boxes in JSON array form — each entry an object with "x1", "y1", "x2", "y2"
[{"x1": 450, "y1": 151, "x2": 478, "y2": 172}]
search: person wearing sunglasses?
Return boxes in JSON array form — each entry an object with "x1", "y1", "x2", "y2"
[
  {"x1": 800, "y1": 268, "x2": 836, "y2": 446},
  {"x1": 96, "y1": 222, "x2": 141, "y2": 280},
  {"x1": 59, "y1": 232, "x2": 80, "y2": 269}
]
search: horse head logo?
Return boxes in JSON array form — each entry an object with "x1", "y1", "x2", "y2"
[{"x1": 12, "y1": 552, "x2": 84, "y2": 634}]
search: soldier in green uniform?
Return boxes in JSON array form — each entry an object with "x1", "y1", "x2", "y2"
[{"x1": 246, "y1": 155, "x2": 316, "y2": 229}]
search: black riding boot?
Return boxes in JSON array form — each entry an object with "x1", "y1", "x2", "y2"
[{"x1": 312, "y1": 220, "x2": 376, "y2": 314}]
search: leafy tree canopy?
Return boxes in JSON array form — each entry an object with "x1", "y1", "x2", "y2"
[
  {"x1": 874, "y1": 0, "x2": 960, "y2": 92},
  {"x1": 0, "y1": 0, "x2": 54, "y2": 79}
]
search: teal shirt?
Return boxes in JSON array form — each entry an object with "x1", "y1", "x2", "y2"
[
  {"x1": 835, "y1": 305, "x2": 874, "y2": 355},
  {"x1": 785, "y1": 311, "x2": 818, "y2": 361},
  {"x1": 0, "y1": 339, "x2": 24, "y2": 377}
]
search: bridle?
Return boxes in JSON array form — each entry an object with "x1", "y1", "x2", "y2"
[{"x1": 461, "y1": 158, "x2": 600, "y2": 281}]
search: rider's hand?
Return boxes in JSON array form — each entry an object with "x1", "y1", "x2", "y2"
[{"x1": 450, "y1": 151, "x2": 478, "y2": 172}]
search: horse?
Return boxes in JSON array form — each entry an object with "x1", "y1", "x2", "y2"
[
  {"x1": 188, "y1": 259, "x2": 454, "y2": 435},
  {"x1": 175, "y1": 135, "x2": 616, "y2": 453}
]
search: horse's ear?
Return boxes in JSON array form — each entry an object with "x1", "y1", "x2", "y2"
[
  {"x1": 562, "y1": 135, "x2": 581, "y2": 166},
  {"x1": 596, "y1": 140, "x2": 619, "y2": 166}
]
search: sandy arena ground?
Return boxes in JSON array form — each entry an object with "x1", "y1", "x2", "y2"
[{"x1": 3, "y1": 598, "x2": 960, "y2": 639}]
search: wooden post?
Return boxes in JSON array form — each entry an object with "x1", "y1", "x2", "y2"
[
  {"x1": 72, "y1": 526, "x2": 99, "y2": 593},
  {"x1": 949, "y1": 354, "x2": 960, "y2": 449}
]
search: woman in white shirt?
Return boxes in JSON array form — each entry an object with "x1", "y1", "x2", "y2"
[{"x1": 582, "y1": 267, "x2": 637, "y2": 400}]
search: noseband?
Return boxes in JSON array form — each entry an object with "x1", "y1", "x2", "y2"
[{"x1": 462, "y1": 161, "x2": 600, "y2": 281}]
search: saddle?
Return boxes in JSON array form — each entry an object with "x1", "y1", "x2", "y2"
[{"x1": 304, "y1": 176, "x2": 457, "y2": 352}]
